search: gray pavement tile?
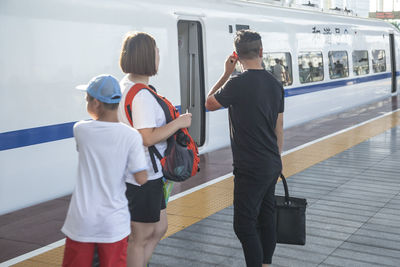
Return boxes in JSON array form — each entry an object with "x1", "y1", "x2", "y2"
[
  {"x1": 319, "y1": 195, "x2": 387, "y2": 207},
  {"x1": 275, "y1": 188, "x2": 329, "y2": 199},
  {"x1": 388, "y1": 198, "x2": 400, "y2": 204},
  {"x1": 312, "y1": 199, "x2": 381, "y2": 212},
  {"x1": 158, "y1": 236, "x2": 240, "y2": 257},
  {"x1": 380, "y1": 203, "x2": 400, "y2": 210},
  {"x1": 152, "y1": 243, "x2": 228, "y2": 265},
  {"x1": 183, "y1": 223, "x2": 236, "y2": 239},
  {"x1": 341, "y1": 182, "x2": 400, "y2": 193},
  {"x1": 274, "y1": 246, "x2": 328, "y2": 263},
  {"x1": 172, "y1": 230, "x2": 242, "y2": 249},
  {"x1": 302, "y1": 235, "x2": 344, "y2": 248},
  {"x1": 350, "y1": 175, "x2": 400, "y2": 185},
  {"x1": 346, "y1": 234, "x2": 400, "y2": 251},
  {"x1": 271, "y1": 255, "x2": 319, "y2": 267},
  {"x1": 307, "y1": 209, "x2": 370, "y2": 223},
  {"x1": 327, "y1": 187, "x2": 394, "y2": 200},
  {"x1": 149, "y1": 253, "x2": 212, "y2": 267},
  {"x1": 307, "y1": 226, "x2": 352, "y2": 241},
  {"x1": 329, "y1": 248, "x2": 400, "y2": 266},
  {"x1": 368, "y1": 217, "x2": 400, "y2": 228},
  {"x1": 356, "y1": 226, "x2": 400, "y2": 242},
  {"x1": 196, "y1": 217, "x2": 233, "y2": 230},
  {"x1": 362, "y1": 168, "x2": 400, "y2": 177},
  {"x1": 373, "y1": 212, "x2": 400, "y2": 221},
  {"x1": 290, "y1": 173, "x2": 350, "y2": 183},
  {"x1": 361, "y1": 222, "x2": 400, "y2": 235},
  {"x1": 322, "y1": 255, "x2": 392, "y2": 267},
  {"x1": 277, "y1": 242, "x2": 336, "y2": 255},
  {"x1": 214, "y1": 255, "x2": 246, "y2": 267},
  {"x1": 206, "y1": 213, "x2": 233, "y2": 223},
  {"x1": 307, "y1": 220, "x2": 358, "y2": 234},
  {"x1": 299, "y1": 168, "x2": 362, "y2": 178},
  {"x1": 320, "y1": 193, "x2": 389, "y2": 205},
  {"x1": 307, "y1": 214, "x2": 364, "y2": 228},
  {"x1": 283, "y1": 180, "x2": 338, "y2": 190},
  {"x1": 218, "y1": 208, "x2": 233, "y2": 216},
  {"x1": 285, "y1": 176, "x2": 344, "y2": 186},
  {"x1": 310, "y1": 203, "x2": 376, "y2": 217},
  {"x1": 339, "y1": 241, "x2": 400, "y2": 259}
]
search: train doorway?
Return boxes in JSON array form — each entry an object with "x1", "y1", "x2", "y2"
[
  {"x1": 177, "y1": 20, "x2": 205, "y2": 146},
  {"x1": 389, "y1": 33, "x2": 397, "y2": 93}
]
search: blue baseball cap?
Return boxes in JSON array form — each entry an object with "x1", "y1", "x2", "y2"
[{"x1": 76, "y1": 74, "x2": 122, "y2": 104}]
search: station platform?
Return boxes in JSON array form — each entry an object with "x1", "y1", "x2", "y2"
[{"x1": 1, "y1": 96, "x2": 400, "y2": 267}]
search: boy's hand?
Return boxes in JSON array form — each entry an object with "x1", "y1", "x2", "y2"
[
  {"x1": 177, "y1": 113, "x2": 192, "y2": 128},
  {"x1": 224, "y1": 54, "x2": 238, "y2": 76}
]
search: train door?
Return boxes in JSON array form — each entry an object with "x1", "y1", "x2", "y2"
[
  {"x1": 389, "y1": 33, "x2": 397, "y2": 93},
  {"x1": 177, "y1": 20, "x2": 205, "y2": 146}
]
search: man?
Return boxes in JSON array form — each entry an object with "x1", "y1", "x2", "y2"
[
  {"x1": 272, "y1": 58, "x2": 286, "y2": 85},
  {"x1": 205, "y1": 30, "x2": 284, "y2": 267}
]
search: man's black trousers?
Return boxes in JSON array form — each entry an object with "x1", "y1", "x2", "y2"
[{"x1": 233, "y1": 169, "x2": 279, "y2": 266}]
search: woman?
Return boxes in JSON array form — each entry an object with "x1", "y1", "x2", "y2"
[{"x1": 117, "y1": 32, "x2": 192, "y2": 267}]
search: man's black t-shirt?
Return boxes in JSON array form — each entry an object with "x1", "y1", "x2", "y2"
[{"x1": 214, "y1": 69, "x2": 284, "y2": 180}]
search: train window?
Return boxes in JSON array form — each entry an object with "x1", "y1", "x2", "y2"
[
  {"x1": 328, "y1": 51, "x2": 349, "y2": 79},
  {"x1": 298, "y1": 52, "x2": 324, "y2": 83},
  {"x1": 263, "y1": 52, "x2": 293, "y2": 86},
  {"x1": 352, "y1": 50, "x2": 370, "y2": 76},
  {"x1": 372, "y1": 50, "x2": 386, "y2": 73}
]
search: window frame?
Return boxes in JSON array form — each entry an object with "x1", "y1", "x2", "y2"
[
  {"x1": 297, "y1": 51, "x2": 324, "y2": 84},
  {"x1": 371, "y1": 49, "x2": 387, "y2": 73},
  {"x1": 262, "y1": 51, "x2": 293, "y2": 86},
  {"x1": 352, "y1": 50, "x2": 370, "y2": 76},
  {"x1": 328, "y1": 50, "x2": 349, "y2": 80}
]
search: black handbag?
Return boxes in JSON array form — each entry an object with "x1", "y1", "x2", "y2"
[{"x1": 275, "y1": 174, "x2": 307, "y2": 245}]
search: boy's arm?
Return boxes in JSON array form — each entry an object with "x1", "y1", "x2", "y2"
[
  {"x1": 275, "y1": 113, "x2": 284, "y2": 155},
  {"x1": 133, "y1": 170, "x2": 147, "y2": 185},
  {"x1": 205, "y1": 54, "x2": 237, "y2": 111}
]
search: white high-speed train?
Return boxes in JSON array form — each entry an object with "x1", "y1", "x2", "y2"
[{"x1": 1, "y1": 0, "x2": 399, "y2": 215}]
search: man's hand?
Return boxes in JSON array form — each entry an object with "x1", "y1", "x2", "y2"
[{"x1": 224, "y1": 54, "x2": 238, "y2": 77}]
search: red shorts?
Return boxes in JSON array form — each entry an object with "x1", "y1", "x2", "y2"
[{"x1": 62, "y1": 236, "x2": 128, "y2": 267}]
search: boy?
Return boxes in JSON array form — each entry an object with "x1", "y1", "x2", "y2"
[
  {"x1": 205, "y1": 30, "x2": 284, "y2": 267},
  {"x1": 61, "y1": 74, "x2": 148, "y2": 267}
]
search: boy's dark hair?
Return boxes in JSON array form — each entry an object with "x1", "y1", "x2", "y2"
[
  {"x1": 234, "y1": 30, "x2": 262, "y2": 60},
  {"x1": 120, "y1": 32, "x2": 157, "y2": 76},
  {"x1": 88, "y1": 95, "x2": 119, "y2": 110}
]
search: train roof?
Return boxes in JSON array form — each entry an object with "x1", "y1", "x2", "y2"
[{"x1": 1, "y1": 0, "x2": 398, "y2": 33}]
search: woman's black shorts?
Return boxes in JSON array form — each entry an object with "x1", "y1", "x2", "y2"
[{"x1": 125, "y1": 178, "x2": 166, "y2": 223}]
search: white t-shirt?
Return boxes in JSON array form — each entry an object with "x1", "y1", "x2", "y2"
[
  {"x1": 118, "y1": 75, "x2": 167, "y2": 184},
  {"x1": 61, "y1": 120, "x2": 147, "y2": 243}
]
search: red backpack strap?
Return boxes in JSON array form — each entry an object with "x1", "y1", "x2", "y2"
[{"x1": 124, "y1": 83, "x2": 151, "y2": 126}]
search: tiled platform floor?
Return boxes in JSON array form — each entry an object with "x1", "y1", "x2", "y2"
[{"x1": 149, "y1": 126, "x2": 400, "y2": 267}]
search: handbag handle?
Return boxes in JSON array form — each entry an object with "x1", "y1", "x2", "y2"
[{"x1": 280, "y1": 174, "x2": 290, "y2": 203}]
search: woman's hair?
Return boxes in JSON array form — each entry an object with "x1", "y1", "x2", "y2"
[
  {"x1": 234, "y1": 30, "x2": 262, "y2": 60},
  {"x1": 120, "y1": 32, "x2": 157, "y2": 76}
]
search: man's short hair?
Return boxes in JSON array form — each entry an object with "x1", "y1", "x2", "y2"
[
  {"x1": 120, "y1": 32, "x2": 157, "y2": 76},
  {"x1": 234, "y1": 30, "x2": 262, "y2": 60}
]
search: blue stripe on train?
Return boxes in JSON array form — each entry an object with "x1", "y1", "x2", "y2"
[
  {"x1": 0, "y1": 72, "x2": 397, "y2": 151},
  {"x1": 284, "y1": 72, "x2": 391, "y2": 97},
  {"x1": 0, "y1": 122, "x2": 75, "y2": 151}
]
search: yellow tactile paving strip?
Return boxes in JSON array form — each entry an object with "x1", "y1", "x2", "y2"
[{"x1": 11, "y1": 110, "x2": 400, "y2": 267}]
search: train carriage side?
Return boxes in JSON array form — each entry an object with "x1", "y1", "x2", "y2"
[{"x1": 0, "y1": 0, "x2": 186, "y2": 215}]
